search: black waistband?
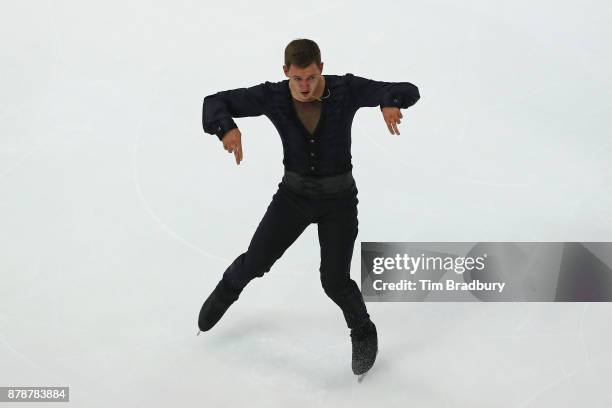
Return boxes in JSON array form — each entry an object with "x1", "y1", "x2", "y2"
[{"x1": 281, "y1": 169, "x2": 356, "y2": 198}]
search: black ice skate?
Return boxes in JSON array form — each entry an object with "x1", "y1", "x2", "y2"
[
  {"x1": 197, "y1": 278, "x2": 243, "y2": 334},
  {"x1": 350, "y1": 319, "x2": 378, "y2": 380}
]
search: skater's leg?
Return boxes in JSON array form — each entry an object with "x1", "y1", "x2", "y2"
[
  {"x1": 316, "y1": 194, "x2": 370, "y2": 330},
  {"x1": 199, "y1": 186, "x2": 312, "y2": 332},
  {"x1": 316, "y1": 193, "x2": 378, "y2": 376},
  {"x1": 222, "y1": 185, "x2": 312, "y2": 291}
]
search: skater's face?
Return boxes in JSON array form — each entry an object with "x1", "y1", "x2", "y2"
[{"x1": 283, "y1": 62, "x2": 324, "y2": 96}]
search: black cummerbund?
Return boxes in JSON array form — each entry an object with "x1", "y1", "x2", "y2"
[{"x1": 281, "y1": 169, "x2": 356, "y2": 199}]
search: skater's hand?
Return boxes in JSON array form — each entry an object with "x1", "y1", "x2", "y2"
[
  {"x1": 381, "y1": 107, "x2": 402, "y2": 135},
  {"x1": 221, "y1": 128, "x2": 243, "y2": 165}
]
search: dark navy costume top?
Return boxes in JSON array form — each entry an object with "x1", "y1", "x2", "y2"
[{"x1": 202, "y1": 73, "x2": 420, "y2": 176}]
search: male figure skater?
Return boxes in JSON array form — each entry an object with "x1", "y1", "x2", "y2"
[{"x1": 199, "y1": 38, "x2": 420, "y2": 377}]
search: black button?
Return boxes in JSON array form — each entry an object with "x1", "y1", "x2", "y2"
[
  {"x1": 310, "y1": 152, "x2": 315, "y2": 156},
  {"x1": 310, "y1": 166, "x2": 315, "y2": 170},
  {"x1": 310, "y1": 139, "x2": 314, "y2": 143}
]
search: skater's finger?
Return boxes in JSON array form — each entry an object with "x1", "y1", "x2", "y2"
[
  {"x1": 392, "y1": 121, "x2": 400, "y2": 135},
  {"x1": 385, "y1": 121, "x2": 393, "y2": 134},
  {"x1": 234, "y1": 145, "x2": 243, "y2": 165},
  {"x1": 385, "y1": 120, "x2": 394, "y2": 135},
  {"x1": 237, "y1": 145, "x2": 243, "y2": 163}
]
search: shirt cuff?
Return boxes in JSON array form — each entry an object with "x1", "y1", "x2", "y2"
[
  {"x1": 380, "y1": 94, "x2": 403, "y2": 109},
  {"x1": 215, "y1": 117, "x2": 238, "y2": 141}
]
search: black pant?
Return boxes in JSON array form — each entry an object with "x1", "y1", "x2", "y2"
[{"x1": 221, "y1": 180, "x2": 371, "y2": 330}]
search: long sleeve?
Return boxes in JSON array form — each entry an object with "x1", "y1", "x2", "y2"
[
  {"x1": 202, "y1": 82, "x2": 269, "y2": 141},
  {"x1": 346, "y1": 73, "x2": 420, "y2": 110}
]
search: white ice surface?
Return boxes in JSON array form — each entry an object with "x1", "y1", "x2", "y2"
[{"x1": 1, "y1": 0, "x2": 611, "y2": 407}]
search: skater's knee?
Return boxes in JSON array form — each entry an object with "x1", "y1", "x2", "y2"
[
  {"x1": 251, "y1": 264, "x2": 272, "y2": 278},
  {"x1": 227, "y1": 245, "x2": 286, "y2": 283},
  {"x1": 245, "y1": 247, "x2": 286, "y2": 279},
  {"x1": 321, "y1": 278, "x2": 349, "y2": 297},
  {"x1": 244, "y1": 255, "x2": 278, "y2": 280}
]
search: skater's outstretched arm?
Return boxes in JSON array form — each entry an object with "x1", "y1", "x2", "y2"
[
  {"x1": 346, "y1": 73, "x2": 420, "y2": 136},
  {"x1": 346, "y1": 73, "x2": 420, "y2": 110},
  {"x1": 202, "y1": 82, "x2": 270, "y2": 165},
  {"x1": 202, "y1": 82, "x2": 270, "y2": 142}
]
